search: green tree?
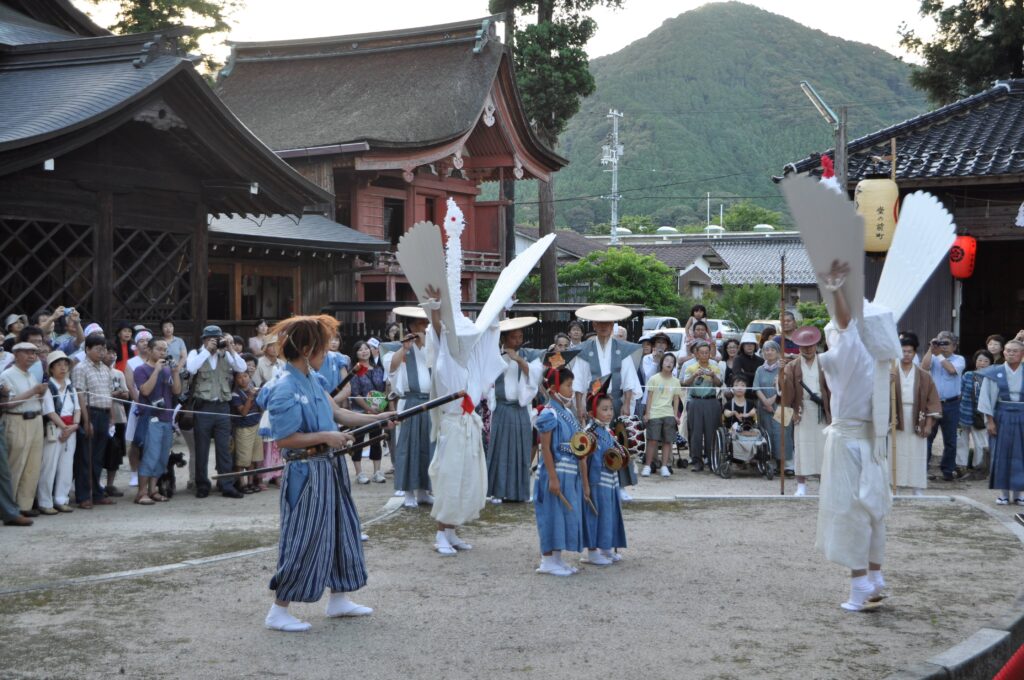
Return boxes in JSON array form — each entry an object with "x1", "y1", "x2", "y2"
[
  {"x1": 491, "y1": 0, "x2": 624, "y2": 302},
  {"x1": 704, "y1": 280, "x2": 779, "y2": 329},
  {"x1": 558, "y1": 246, "x2": 680, "y2": 314},
  {"x1": 796, "y1": 301, "x2": 829, "y2": 332},
  {"x1": 722, "y1": 201, "x2": 782, "y2": 231},
  {"x1": 899, "y1": 0, "x2": 1024, "y2": 104},
  {"x1": 89, "y1": 0, "x2": 240, "y2": 73},
  {"x1": 619, "y1": 214, "x2": 656, "y2": 233}
]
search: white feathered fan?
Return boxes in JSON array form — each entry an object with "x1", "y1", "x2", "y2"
[{"x1": 780, "y1": 175, "x2": 956, "y2": 323}]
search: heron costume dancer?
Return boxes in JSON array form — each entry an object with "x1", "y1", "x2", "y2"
[
  {"x1": 781, "y1": 174, "x2": 955, "y2": 611},
  {"x1": 395, "y1": 198, "x2": 555, "y2": 555}
]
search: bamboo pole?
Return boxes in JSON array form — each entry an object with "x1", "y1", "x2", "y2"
[
  {"x1": 780, "y1": 252, "x2": 787, "y2": 496},
  {"x1": 890, "y1": 360, "x2": 898, "y2": 496}
]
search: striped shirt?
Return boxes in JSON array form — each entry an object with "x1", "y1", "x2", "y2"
[{"x1": 72, "y1": 359, "x2": 113, "y2": 409}]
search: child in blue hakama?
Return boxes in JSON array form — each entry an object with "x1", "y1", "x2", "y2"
[
  {"x1": 534, "y1": 364, "x2": 588, "y2": 576},
  {"x1": 262, "y1": 315, "x2": 393, "y2": 633},
  {"x1": 582, "y1": 392, "x2": 627, "y2": 566}
]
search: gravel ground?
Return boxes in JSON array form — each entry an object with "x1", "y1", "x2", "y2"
[{"x1": 1, "y1": 437, "x2": 1021, "y2": 680}]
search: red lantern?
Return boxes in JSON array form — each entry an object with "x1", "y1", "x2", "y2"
[{"x1": 949, "y1": 234, "x2": 977, "y2": 279}]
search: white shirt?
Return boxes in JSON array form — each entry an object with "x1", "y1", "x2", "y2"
[
  {"x1": 47, "y1": 378, "x2": 79, "y2": 418},
  {"x1": 818, "y1": 320, "x2": 873, "y2": 423},
  {"x1": 186, "y1": 347, "x2": 245, "y2": 374},
  {"x1": 0, "y1": 364, "x2": 48, "y2": 414},
  {"x1": 386, "y1": 340, "x2": 433, "y2": 397},
  {"x1": 978, "y1": 364, "x2": 1023, "y2": 416},
  {"x1": 898, "y1": 364, "x2": 916, "y2": 417},
  {"x1": 489, "y1": 352, "x2": 542, "y2": 409},
  {"x1": 572, "y1": 338, "x2": 641, "y2": 397}
]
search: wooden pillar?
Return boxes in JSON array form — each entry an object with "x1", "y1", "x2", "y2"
[
  {"x1": 94, "y1": 191, "x2": 114, "y2": 332},
  {"x1": 192, "y1": 202, "x2": 209, "y2": 347}
]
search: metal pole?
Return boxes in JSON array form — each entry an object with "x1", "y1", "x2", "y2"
[
  {"x1": 836, "y1": 107, "x2": 848, "y2": 193},
  {"x1": 602, "y1": 109, "x2": 623, "y2": 246},
  {"x1": 779, "y1": 252, "x2": 787, "y2": 495}
]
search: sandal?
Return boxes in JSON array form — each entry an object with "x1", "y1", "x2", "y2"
[
  {"x1": 134, "y1": 495, "x2": 155, "y2": 506},
  {"x1": 242, "y1": 485, "x2": 257, "y2": 494},
  {"x1": 150, "y1": 492, "x2": 169, "y2": 502}
]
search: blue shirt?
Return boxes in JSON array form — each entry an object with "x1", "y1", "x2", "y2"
[
  {"x1": 929, "y1": 353, "x2": 965, "y2": 400},
  {"x1": 231, "y1": 388, "x2": 262, "y2": 429},
  {"x1": 266, "y1": 362, "x2": 335, "y2": 441},
  {"x1": 316, "y1": 351, "x2": 350, "y2": 394}
]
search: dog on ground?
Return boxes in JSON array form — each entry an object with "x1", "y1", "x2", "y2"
[{"x1": 157, "y1": 451, "x2": 186, "y2": 499}]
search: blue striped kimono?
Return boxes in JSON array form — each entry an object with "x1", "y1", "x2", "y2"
[
  {"x1": 267, "y1": 363, "x2": 367, "y2": 602},
  {"x1": 534, "y1": 400, "x2": 584, "y2": 554},
  {"x1": 583, "y1": 425, "x2": 627, "y2": 551}
]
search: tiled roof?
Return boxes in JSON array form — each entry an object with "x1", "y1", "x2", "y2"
[
  {"x1": 630, "y1": 244, "x2": 721, "y2": 271},
  {"x1": 705, "y1": 237, "x2": 816, "y2": 286},
  {"x1": 785, "y1": 80, "x2": 1024, "y2": 182},
  {"x1": 209, "y1": 214, "x2": 389, "y2": 253},
  {"x1": 516, "y1": 226, "x2": 604, "y2": 259},
  {"x1": 0, "y1": 1, "x2": 107, "y2": 45}
]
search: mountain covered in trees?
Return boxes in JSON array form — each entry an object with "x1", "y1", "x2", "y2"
[{"x1": 525, "y1": 1, "x2": 928, "y2": 230}]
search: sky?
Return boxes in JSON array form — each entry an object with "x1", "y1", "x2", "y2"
[{"x1": 80, "y1": 0, "x2": 933, "y2": 61}]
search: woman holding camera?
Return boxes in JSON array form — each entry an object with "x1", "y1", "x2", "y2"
[
  {"x1": 348, "y1": 340, "x2": 387, "y2": 484},
  {"x1": 134, "y1": 339, "x2": 181, "y2": 505}
]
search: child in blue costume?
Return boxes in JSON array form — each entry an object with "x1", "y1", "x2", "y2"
[
  {"x1": 261, "y1": 315, "x2": 393, "y2": 633},
  {"x1": 582, "y1": 390, "x2": 627, "y2": 566},
  {"x1": 534, "y1": 361, "x2": 589, "y2": 576}
]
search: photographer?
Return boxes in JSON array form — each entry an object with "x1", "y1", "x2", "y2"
[
  {"x1": 920, "y1": 330, "x2": 965, "y2": 481},
  {"x1": 134, "y1": 339, "x2": 181, "y2": 505},
  {"x1": 186, "y1": 325, "x2": 246, "y2": 498}
]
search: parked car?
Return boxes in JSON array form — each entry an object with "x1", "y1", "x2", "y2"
[
  {"x1": 704, "y1": 319, "x2": 742, "y2": 344},
  {"x1": 744, "y1": 319, "x2": 781, "y2": 339},
  {"x1": 643, "y1": 316, "x2": 681, "y2": 331}
]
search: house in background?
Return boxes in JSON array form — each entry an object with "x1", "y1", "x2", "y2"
[
  {"x1": 0, "y1": 0, "x2": 334, "y2": 340},
  {"x1": 783, "y1": 79, "x2": 1024, "y2": 351},
  {"x1": 216, "y1": 17, "x2": 567, "y2": 327}
]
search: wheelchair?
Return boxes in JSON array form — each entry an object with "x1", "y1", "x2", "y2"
[{"x1": 710, "y1": 420, "x2": 776, "y2": 480}]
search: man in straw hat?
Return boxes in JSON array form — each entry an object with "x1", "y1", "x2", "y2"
[
  {"x1": 572, "y1": 304, "x2": 643, "y2": 496},
  {"x1": 486, "y1": 316, "x2": 543, "y2": 504},
  {"x1": 780, "y1": 325, "x2": 831, "y2": 497},
  {"x1": 780, "y1": 173, "x2": 956, "y2": 611},
  {"x1": 384, "y1": 306, "x2": 436, "y2": 509}
]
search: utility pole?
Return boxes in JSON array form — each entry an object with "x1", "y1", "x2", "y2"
[{"x1": 601, "y1": 109, "x2": 624, "y2": 245}]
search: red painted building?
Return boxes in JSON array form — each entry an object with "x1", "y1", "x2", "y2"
[{"x1": 216, "y1": 16, "x2": 566, "y2": 325}]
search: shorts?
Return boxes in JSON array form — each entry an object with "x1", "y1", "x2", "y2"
[
  {"x1": 646, "y1": 416, "x2": 677, "y2": 443},
  {"x1": 233, "y1": 425, "x2": 264, "y2": 468}
]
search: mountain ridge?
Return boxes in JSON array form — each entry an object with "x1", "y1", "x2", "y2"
[{"x1": 531, "y1": 1, "x2": 928, "y2": 229}]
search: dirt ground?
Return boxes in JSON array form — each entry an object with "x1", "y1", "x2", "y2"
[{"x1": 2, "y1": 435, "x2": 1021, "y2": 680}]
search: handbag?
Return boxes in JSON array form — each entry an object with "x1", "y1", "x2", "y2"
[{"x1": 177, "y1": 395, "x2": 196, "y2": 431}]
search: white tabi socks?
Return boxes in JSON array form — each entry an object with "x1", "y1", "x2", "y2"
[
  {"x1": 265, "y1": 604, "x2": 312, "y2": 632},
  {"x1": 325, "y1": 593, "x2": 373, "y2": 618},
  {"x1": 586, "y1": 548, "x2": 612, "y2": 566},
  {"x1": 434, "y1": 530, "x2": 457, "y2": 556},
  {"x1": 444, "y1": 528, "x2": 472, "y2": 551},
  {"x1": 794, "y1": 483, "x2": 807, "y2": 497},
  {"x1": 536, "y1": 553, "x2": 573, "y2": 577},
  {"x1": 841, "y1": 575, "x2": 879, "y2": 612},
  {"x1": 868, "y1": 569, "x2": 888, "y2": 601}
]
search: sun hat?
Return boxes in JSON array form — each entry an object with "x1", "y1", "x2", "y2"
[
  {"x1": 499, "y1": 316, "x2": 538, "y2": 332},
  {"x1": 575, "y1": 304, "x2": 631, "y2": 322},
  {"x1": 200, "y1": 325, "x2": 223, "y2": 339},
  {"x1": 12, "y1": 341, "x2": 36, "y2": 352},
  {"x1": 4, "y1": 313, "x2": 27, "y2": 330},
  {"x1": 46, "y1": 350, "x2": 69, "y2": 368},
  {"x1": 790, "y1": 326, "x2": 822, "y2": 347}
]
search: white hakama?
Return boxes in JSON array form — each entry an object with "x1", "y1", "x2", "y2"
[
  {"x1": 793, "y1": 356, "x2": 826, "y2": 477},
  {"x1": 893, "y1": 366, "x2": 927, "y2": 490}
]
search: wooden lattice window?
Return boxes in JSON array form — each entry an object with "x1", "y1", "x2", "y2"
[
  {"x1": 0, "y1": 218, "x2": 94, "y2": 320},
  {"x1": 113, "y1": 227, "x2": 192, "y2": 323}
]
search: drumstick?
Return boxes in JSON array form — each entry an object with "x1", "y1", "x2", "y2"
[
  {"x1": 557, "y1": 491, "x2": 574, "y2": 512},
  {"x1": 586, "y1": 497, "x2": 599, "y2": 515}
]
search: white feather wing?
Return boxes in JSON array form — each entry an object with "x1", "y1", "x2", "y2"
[
  {"x1": 475, "y1": 234, "x2": 556, "y2": 333},
  {"x1": 779, "y1": 174, "x2": 865, "y2": 322},
  {"x1": 395, "y1": 221, "x2": 458, "y2": 352},
  {"x1": 873, "y1": 191, "x2": 956, "y2": 320}
]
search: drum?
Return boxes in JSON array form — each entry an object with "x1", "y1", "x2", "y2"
[
  {"x1": 569, "y1": 430, "x2": 598, "y2": 458},
  {"x1": 366, "y1": 390, "x2": 390, "y2": 411},
  {"x1": 612, "y1": 415, "x2": 646, "y2": 459}
]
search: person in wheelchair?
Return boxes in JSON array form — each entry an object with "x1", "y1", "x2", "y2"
[{"x1": 721, "y1": 376, "x2": 764, "y2": 467}]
